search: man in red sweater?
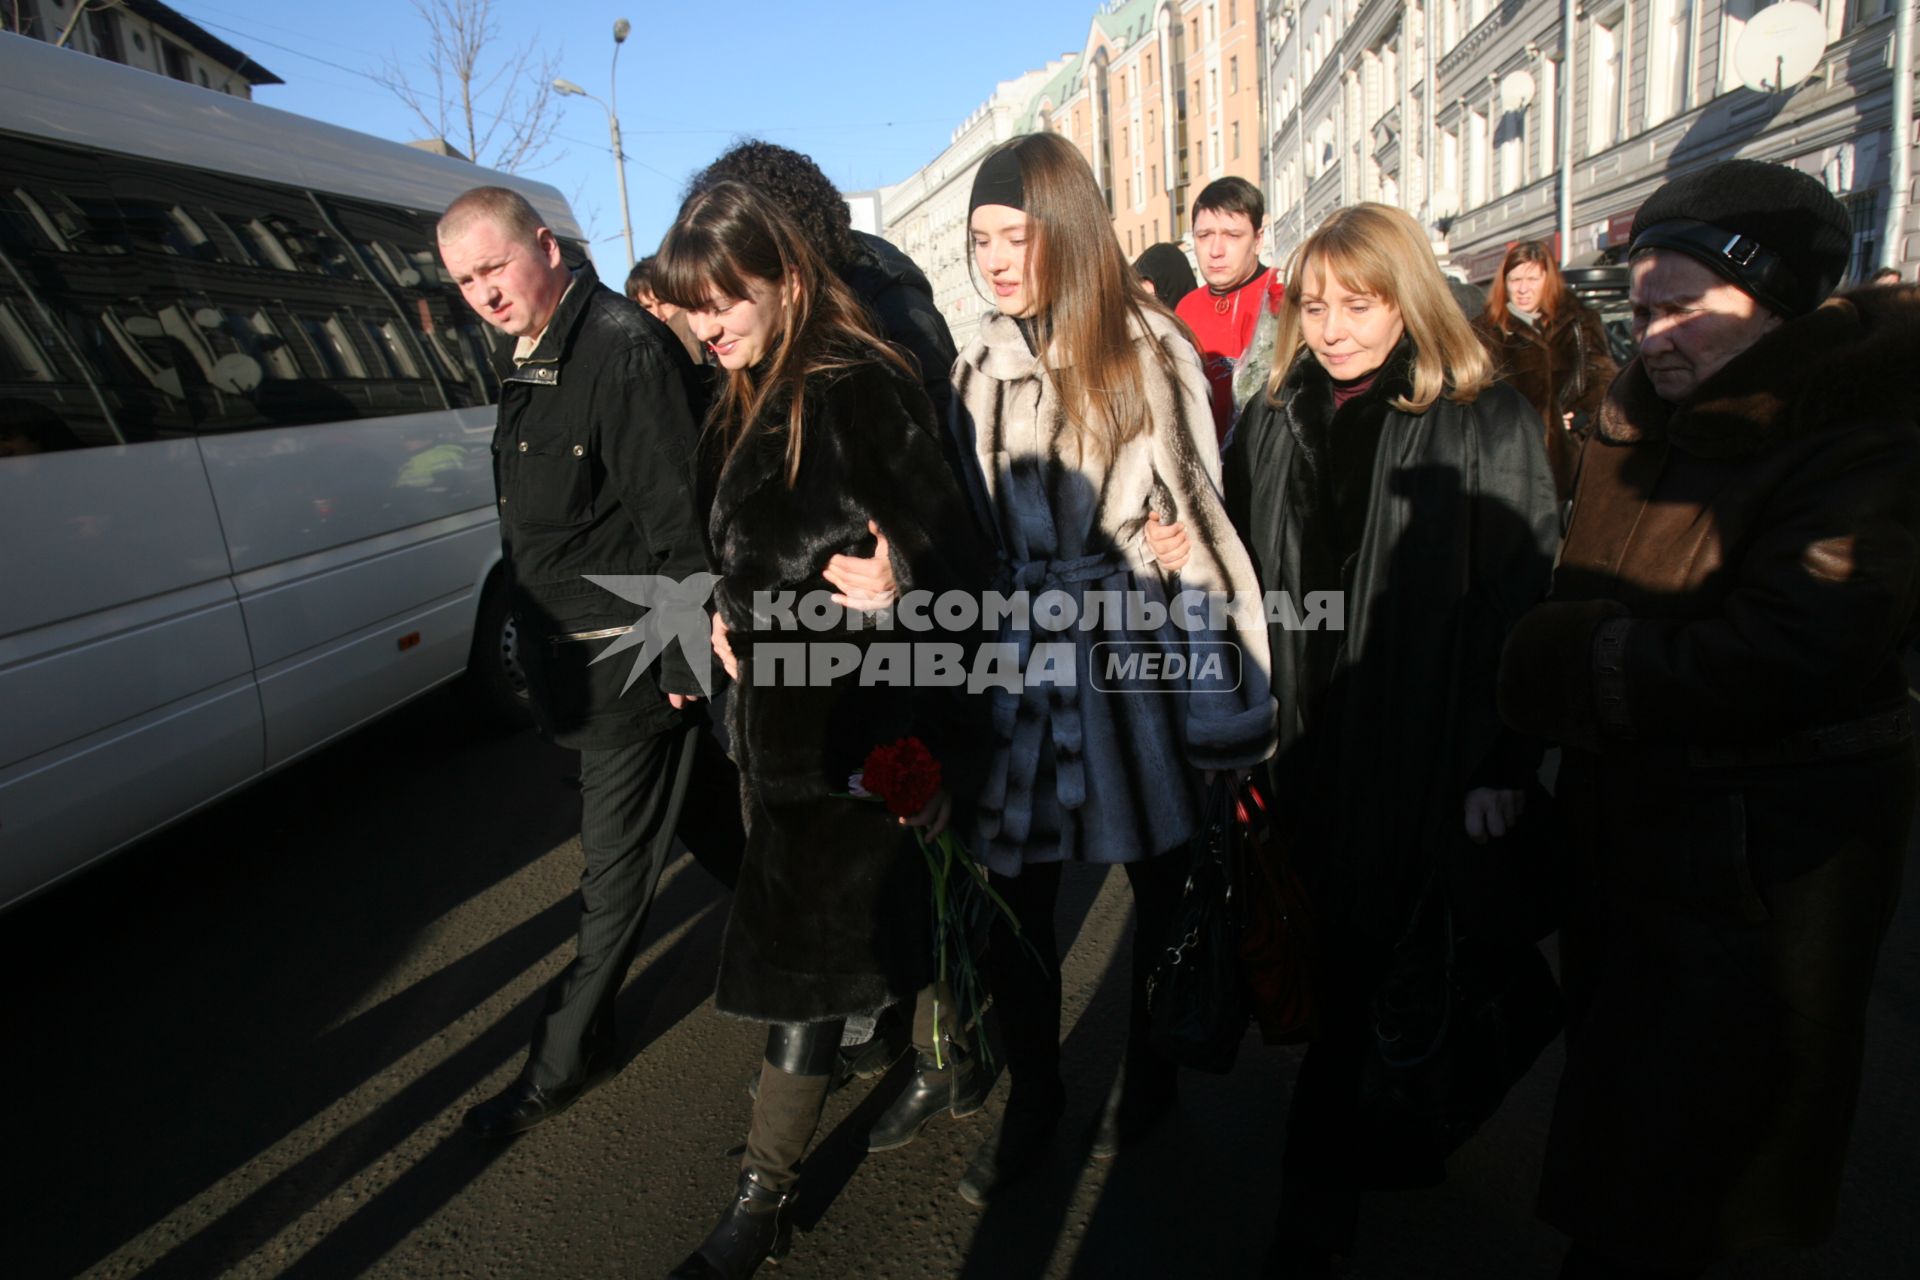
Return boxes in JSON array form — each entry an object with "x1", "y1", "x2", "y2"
[{"x1": 1175, "y1": 176, "x2": 1285, "y2": 442}]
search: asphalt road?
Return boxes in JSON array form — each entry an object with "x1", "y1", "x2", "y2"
[{"x1": 1, "y1": 687, "x2": 1914, "y2": 1279}]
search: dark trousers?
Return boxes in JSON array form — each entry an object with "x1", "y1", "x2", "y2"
[
  {"x1": 1270, "y1": 939, "x2": 1386, "y2": 1260},
  {"x1": 523, "y1": 716, "x2": 743, "y2": 1089},
  {"x1": 985, "y1": 856, "x2": 1184, "y2": 1104}
]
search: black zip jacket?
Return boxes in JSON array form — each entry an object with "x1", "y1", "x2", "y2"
[{"x1": 491, "y1": 261, "x2": 709, "y2": 749}]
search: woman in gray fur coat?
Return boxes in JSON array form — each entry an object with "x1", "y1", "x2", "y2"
[{"x1": 949, "y1": 133, "x2": 1277, "y2": 1208}]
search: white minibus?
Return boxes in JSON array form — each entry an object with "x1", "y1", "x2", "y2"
[{"x1": 0, "y1": 33, "x2": 583, "y2": 911}]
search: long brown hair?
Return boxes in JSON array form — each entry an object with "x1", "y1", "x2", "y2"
[
  {"x1": 652, "y1": 180, "x2": 910, "y2": 484},
  {"x1": 971, "y1": 133, "x2": 1189, "y2": 457},
  {"x1": 1481, "y1": 239, "x2": 1570, "y2": 335},
  {"x1": 1268, "y1": 203, "x2": 1493, "y2": 412}
]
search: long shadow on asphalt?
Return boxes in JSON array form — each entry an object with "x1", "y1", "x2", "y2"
[
  {"x1": 0, "y1": 692, "x2": 578, "y2": 1277},
  {"x1": 260, "y1": 900, "x2": 731, "y2": 1277}
]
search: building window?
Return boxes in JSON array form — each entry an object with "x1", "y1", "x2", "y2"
[
  {"x1": 1496, "y1": 109, "x2": 1525, "y2": 195},
  {"x1": 87, "y1": 9, "x2": 123, "y2": 63},
  {"x1": 1230, "y1": 56, "x2": 1239, "y2": 95},
  {"x1": 1232, "y1": 121, "x2": 1241, "y2": 159},
  {"x1": 1467, "y1": 108, "x2": 1489, "y2": 207},
  {"x1": 1647, "y1": 0, "x2": 1694, "y2": 125},
  {"x1": 161, "y1": 41, "x2": 192, "y2": 83},
  {"x1": 1147, "y1": 51, "x2": 1154, "y2": 82},
  {"x1": 1844, "y1": 191, "x2": 1881, "y2": 281},
  {"x1": 1719, "y1": 0, "x2": 1763, "y2": 95},
  {"x1": 1229, "y1": 0, "x2": 1237, "y2": 26},
  {"x1": 1588, "y1": 10, "x2": 1624, "y2": 155}
]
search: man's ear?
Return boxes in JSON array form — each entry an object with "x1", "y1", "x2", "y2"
[{"x1": 537, "y1": 227, "x2": 564, "y2": 268}]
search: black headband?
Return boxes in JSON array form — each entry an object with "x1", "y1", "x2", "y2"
[
  {"x1": 970, "y1": 147, "x2": 1026, "y2": 215},
  {"x1": 1629, "y1": 217, "x2": 1808, "y2": 318}
]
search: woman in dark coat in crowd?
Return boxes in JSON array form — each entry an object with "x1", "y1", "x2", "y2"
[
  {"x1": 1150, "y1": 202, "x2": 1563, "y2": 1275},
  {"x1": 1499, "y1": 160, "x2": 1920, "y2": 1280},
  {"x1": 651, "y1": 180, "x2": 990, "y2": 1280},
  {"x1": 1474, "y1": 240, "x2": 1618, "y2": 501}
]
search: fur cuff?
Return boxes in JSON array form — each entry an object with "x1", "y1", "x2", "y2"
[
  {"x1": 1498, "y1": 600, "x2": 1632, "y2": 753},
  {"x1": 1184, "y1": 695, "x2": 1280, "y2": 770}
]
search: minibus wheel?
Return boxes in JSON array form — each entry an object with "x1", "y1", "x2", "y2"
[{"x1": 465, "y1": 572, "x2": 533, "y2": 731}]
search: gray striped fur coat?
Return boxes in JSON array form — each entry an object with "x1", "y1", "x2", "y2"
[{"x1": 951, "y1": 305, "x2": 1277, "y2": 874}]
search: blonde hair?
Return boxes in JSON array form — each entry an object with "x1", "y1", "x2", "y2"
[
  {"x1": 970, "y1": 133, "x2": 1190, "y2": 457},
  {"x1": 1267, "y1": 203, "x2": 1492, "y2": 412}
]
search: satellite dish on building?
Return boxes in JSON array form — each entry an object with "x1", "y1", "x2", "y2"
[
  {"x1": 1734, "y1": 2, "x2": 1828, "y2": 94},
  {"x1": 1499, "y1": 70, "x2": 1536, "y2": 113}
]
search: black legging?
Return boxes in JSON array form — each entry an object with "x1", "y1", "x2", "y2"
[{"x1": 984, "y1": 856, "x2": 1186, "y2": 1104}]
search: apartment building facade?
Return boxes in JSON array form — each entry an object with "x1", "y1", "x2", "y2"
[
  {"x1": 1263, "y1": 0, "x2": 1914, "y2": 283},
  {"x1": 2, "y1": 0, "x2": 281, "y2": 98},
  {"x1": 877, "y1": 60, "x2": 1077, "y2": 349},
  {"x1": 1034, "y1": 0, "x2": 1271, "y2": 258}
]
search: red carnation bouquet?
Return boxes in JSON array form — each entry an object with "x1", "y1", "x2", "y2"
[{"x1": 849, "y1": 736, "x2": 1029, "y2": 1067}]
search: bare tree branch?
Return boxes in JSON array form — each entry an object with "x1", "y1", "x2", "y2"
[{"x1": 376, "y1": 0, "x2": 564, "y2": 173}]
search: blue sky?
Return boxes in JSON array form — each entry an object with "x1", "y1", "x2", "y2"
[{"x1": 172, "y1": 0, "x2": 1102, "y2": 262}]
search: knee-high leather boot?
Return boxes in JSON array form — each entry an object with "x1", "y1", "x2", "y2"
[{"x1": 669, "y1": 1020, "x2": 842, "y2": 1280}]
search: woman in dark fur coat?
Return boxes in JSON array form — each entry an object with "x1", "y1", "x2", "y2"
[
  {"x1": 1474, "y1": 240, "x2": 1618, "y2": 502},
  {"x1": 651, "y1": 181, "x2": 991, "y2": 1280}
]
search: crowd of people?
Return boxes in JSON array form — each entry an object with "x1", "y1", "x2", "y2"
[{"x1": 432, "y1": 141, "x2": 1919, "y2": 1279}]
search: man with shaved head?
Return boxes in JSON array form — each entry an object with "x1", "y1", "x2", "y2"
[{"x1": 439, "y1": 186, "x2": 737, "y2": 1137}]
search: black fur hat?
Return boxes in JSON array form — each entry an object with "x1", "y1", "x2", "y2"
[{"x1": 1629, "y1": 160, "x2": 1851, "y2": 317}]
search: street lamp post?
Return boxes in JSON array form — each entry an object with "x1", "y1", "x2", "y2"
[{"x1": 555, "y1": 17, "x2": 636, "y2": 270}]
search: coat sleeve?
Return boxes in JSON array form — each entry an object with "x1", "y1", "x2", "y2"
[
  {"x1": 598, "y1": 338, "x2": 710, "y2": 697},
  {"x1": 1459, "y1": 385, "x2": 1561, "y2": 787},
  {"x1": 1149, "y1": 331, "x2": 1279, "y2": 769},
  {"x1": 825, "y1": 365, "x2": 997, "y2": 802},
  {"x1": 1500, "y1": 424, "x2": 1920, "y2": 748}
]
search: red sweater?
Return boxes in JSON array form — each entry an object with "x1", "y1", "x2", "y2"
[{"x1": 1176, "y1": 265, "x2": 1284, "y2": 441}]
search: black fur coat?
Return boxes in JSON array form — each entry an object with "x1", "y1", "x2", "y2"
[{"x1": 708, "y1": 352, "x2": 991, "y2": 1023}]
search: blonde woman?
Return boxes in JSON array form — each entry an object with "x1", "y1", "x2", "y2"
[
  {"x1": 950, "y1": 133, "x2": 1277, "y2": 1206},
  {"x1": 1150, "y1": 203, "x2": 1563, "y2": 1275}
]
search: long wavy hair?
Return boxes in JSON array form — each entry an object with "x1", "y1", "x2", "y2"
[
  {"x1": 1481, "y1": 239, "x2": 1571, "y2": 335},
  {"x1": 652, "y1": 180, "x2": 909, "y2": 485},
  {"x1": 970, "y1": 133, "x2": 1190, "y2": 458},
  {"x1": 1268, "y1": 203, "x2": 1493, "y2": 412}
]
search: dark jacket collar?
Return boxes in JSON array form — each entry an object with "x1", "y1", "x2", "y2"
[
  {"x1": 1277, "y1": 335, "x2": 1416, "y2": 436},
  {"x1": 496, "y1": 260, "x2": 602, "y2": 387},
  {"x1": 1599, "y1": 285, "x2": 1920, "y2": 458}
]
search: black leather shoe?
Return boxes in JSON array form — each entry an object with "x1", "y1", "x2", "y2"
[
  {"x1": 667, "y1": 1168, "x2": 793, "y2": 1279},
  {"x1": 867, "y1": 1045, "x2": 988, "y2": 1152},
  {"x1": 464, "y1": 1055, "x2": 614, "y2": 1138},
  {"x1": 957, "y1": 1086, "x2": 1062, "y2": 1207},
  {"x1": 1089, "y1": 1064, "x2": 1177, "y2": 1160}
]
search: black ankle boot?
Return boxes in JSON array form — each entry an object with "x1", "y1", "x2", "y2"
[
  {"x1": 1089, "y1": 1059, "x2": 1177, "y2": 1159},
  {"x1": 956, "y1": 1082, "x2": 1063, "y2": 1207},
  {"x1": 867, "y1": 1044, "x2": 988, "y2": 1152},
  {"x1": 667, "y1": 1169, "x2": 792, "y2": 1279}
]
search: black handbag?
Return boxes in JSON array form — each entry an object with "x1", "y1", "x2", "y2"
[
  {"x1": 1356, "y1": 869, "x2": 1565, "y2": 1189},
  {"x1": 1145, "y1": 777, "x2": 1250, "y2": 1073}
]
